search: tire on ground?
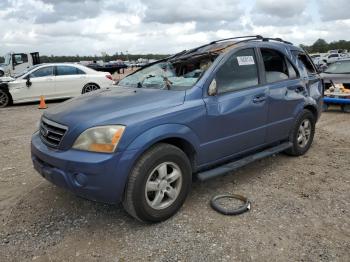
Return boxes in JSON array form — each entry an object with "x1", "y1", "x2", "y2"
[
  {"x1": 123, "y1": 143, "x2": 192, "y2": 223},
  {"x1": 285, "y1": 109, "x2": 316, "y2": 156}
]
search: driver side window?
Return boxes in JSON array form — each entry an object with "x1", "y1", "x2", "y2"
[
  {"x1": 13, "y1": 54, "x2": 28, "y2": 65},
  {"x1": 216, "y1": 49, "x2": 259, "y2": 94},
  {"x1": 30, "y1": 67, "x2": 54, "y2": 78}
]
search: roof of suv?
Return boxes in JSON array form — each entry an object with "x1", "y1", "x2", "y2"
[{"x1": 170, "y1": 35, "x2": 302, "y2": 61}]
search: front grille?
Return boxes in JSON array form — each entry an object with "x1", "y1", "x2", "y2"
[{"x1": 39, "y1": 117, "x2": 68, "y2": 148}]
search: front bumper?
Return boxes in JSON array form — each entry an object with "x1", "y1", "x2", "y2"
[{"x1": 31, "y1": 132, "x2": 138, "y2": 204}]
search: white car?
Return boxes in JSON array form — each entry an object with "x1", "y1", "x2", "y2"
[{"x1": 0, "y1": 63, "x2": 113, "y2": 108}]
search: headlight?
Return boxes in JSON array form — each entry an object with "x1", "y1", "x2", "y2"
[{"x1": 72, "y1": 125, "x2": 125, "y2": 153}]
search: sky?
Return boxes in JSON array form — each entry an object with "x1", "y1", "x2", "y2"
[{"x1": 1, "y1": 0, "x2": 350, "y2": 56}]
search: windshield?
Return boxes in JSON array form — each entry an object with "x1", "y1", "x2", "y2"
[
  {"x1": 119, "y1": 57, "x2": 214, "y2": 90},
  {"x1": 14, "y1": 64, "x2": 43, "y2": 78},
  {"x1": 324, "y1": 60, "x2": 350, "y2": 74}
]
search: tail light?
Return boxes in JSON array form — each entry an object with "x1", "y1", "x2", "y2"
[{"x1": 106, "y1": 74, "x2": 113, "y2": 80}]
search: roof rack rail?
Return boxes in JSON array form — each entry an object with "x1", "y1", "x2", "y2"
[
  {"x1": 209, "y1": 35, "x2": 263, "y2": 44},
  {"x1": 176, "y1": 35, "x2": 264, "y2": 59},
  {"x1": 261, "y1": 37, "x2": 293, "y2": 45}
]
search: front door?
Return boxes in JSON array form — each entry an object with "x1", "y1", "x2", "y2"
[
  {"x1": 201, "y1": 48, "x2": 269, "y2": 164},
  {"x1": 16, "y1": 66, "x2": 56, "y2": 101}
]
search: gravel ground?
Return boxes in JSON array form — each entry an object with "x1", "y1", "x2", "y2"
[{"x1": 0, "y1": 103, "x2": 349, "y2": 261}]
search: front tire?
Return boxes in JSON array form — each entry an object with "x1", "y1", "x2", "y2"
[
  {"x1": 285, "y1": 109, "x2": 316, "y2": 156},
  {"x1": 123, "y1": 143, "x2": 192, "y2": 223},
  {"x1": 0, "y1": 89, "x2": 11, "y2": 108},
  {"x1": 0, "y1": 70, "x2": 4, "y2": 77}
]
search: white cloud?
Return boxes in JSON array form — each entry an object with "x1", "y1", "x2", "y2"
[{"x1": 0, "y1": 0, "x2": 349, "y2": 56}]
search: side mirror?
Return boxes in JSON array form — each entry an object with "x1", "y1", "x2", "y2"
[
  {"x1": 208, "y1": 78, "x2": 217, "y2": 96},
  {"x1": 25, "y1": 75, "x2": 32, "y2": 87}
]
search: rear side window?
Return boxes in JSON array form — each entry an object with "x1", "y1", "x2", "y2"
[
  {"x1": 56, "y1": 66, "x2": 84, "y2": 76},
  {"x1": 261, "y1": 48, "x2": 297, "y2": 83},
  {"x1": 30, "y1": 66, "x2": 54, "y2": 78},
  {"x1": 294, "y1": 52, "x2": 316, "y2": 74},
  {"x1": 286, "y1": 59, "x2": 298, "y2": 78},
  {"x1": 216, "y1": 48, "x2": 259, "y2": 94}
]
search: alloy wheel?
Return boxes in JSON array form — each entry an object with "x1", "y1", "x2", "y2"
[
  {"x1": 83, "y1": 84, "x2": 99, "y2": 93},
  {"x1": 145, "y1": 162, "x2": 182, "y2": 210},
  {"x1": 297, "y1": 119, "x2": 311, "y2": 148}
]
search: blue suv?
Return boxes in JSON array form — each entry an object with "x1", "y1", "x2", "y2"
[{"x1": 31, "y1": 36, "x2": 323, "y2": 222}]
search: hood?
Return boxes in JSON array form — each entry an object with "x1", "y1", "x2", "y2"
[{"x1": 44, "y1": 87, "x2": 186, "y2": 128}]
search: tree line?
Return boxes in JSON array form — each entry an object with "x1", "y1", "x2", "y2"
[
  {"x1": 0, "y1": 52, "x2": 169, "y2": 64},
  {"x1": 300, "y1": 39, "x2": 350, "y2": 53},
  {"x1": 1, "y1": 39, "x2": 350, "y2": 64}
]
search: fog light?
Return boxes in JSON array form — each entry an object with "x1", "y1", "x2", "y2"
[{"x1": 74, "y1": 173, "x2": 87, "y2": 187}]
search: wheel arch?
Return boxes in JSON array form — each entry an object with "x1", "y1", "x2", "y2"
[
  {"x1": 304, "y1": 104, "x2": 318, "y2": 121},
  {"x1": 124, "y1": 124, "x2": 200, "y2": 173}
]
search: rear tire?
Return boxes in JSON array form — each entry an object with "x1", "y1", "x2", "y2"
[
  {"x1": 123, "y1": 143, "x2": 192, "y2": 223},
  {"x1": 285, "y1": 109, "x2": 316, "y2": 156},
  {"x1": 0, "y1": 89, "x2": 11, "y2": 108},
  {"x1": 82, "y1": 83, "x2": 100, "y2": 94},
  {"x1": 0, "y1": 70, "x2": 4, "y2": 77}
]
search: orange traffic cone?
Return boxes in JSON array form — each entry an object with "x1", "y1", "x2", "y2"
[{"x1": 38, "y1": 95, "x2": 47, "y2": 109}]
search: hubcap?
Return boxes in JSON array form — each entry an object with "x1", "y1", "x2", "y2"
[
  {"x1": 84, "y1": 84, "x2": 98, "y2": 93},
  {"x1": 297, "y1": 119, "x2": 311, "y2": 148},
  {"x1": 0, "y1": 91, "x2": 9, "y2": 107},
  {"x1": 145, "y1": 162, "x2": 182, "y2": 210}
]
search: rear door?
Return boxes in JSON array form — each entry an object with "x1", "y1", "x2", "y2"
[
  {"x1": 54, "y1": 65, "x2": 86, "y2": 97},
  {"x1": 201, "y1": 48, "x2": 269, "y2": 164},
  {"x1": 259, "y1": 48, "x2": 306, "y2": 144}
]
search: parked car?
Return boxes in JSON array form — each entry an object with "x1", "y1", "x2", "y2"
[
  {"x1": 0, "y1": 63, "x2": 113, "y2": 107},
  {"x1": 321, "y1": 59, "x2": 350, "y2": 89},
  {"x1": 320, "y1": 59, "x2": 350, "y2": 112},
  {"x1": 31, "y1": 36, "x2": 323, "y2": 222},
  {"x1": 86, "y1": 61, "x2": 128, "y2": 74},
  {"x1": 322, "y1": 53, "x2": 348, "y2": 64}
]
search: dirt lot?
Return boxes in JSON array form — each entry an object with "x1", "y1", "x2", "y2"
[{"x1": 0, "y1": 103, "x2": 349, "y2": 261}]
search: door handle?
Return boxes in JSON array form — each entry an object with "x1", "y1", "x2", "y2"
[{"x1": 253, "y1": 95, "x2": 266, "y2": 103}]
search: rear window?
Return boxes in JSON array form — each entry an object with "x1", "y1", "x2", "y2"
[
  {"x1": 293, "y1": 51, "x2": 316, "y2": 74},
  {"x1": 324, "y1": 60, "x2": 350, "y2": 74},
  {"x1": 260, "y1": 48, "x2": 298, "y2": 83}
]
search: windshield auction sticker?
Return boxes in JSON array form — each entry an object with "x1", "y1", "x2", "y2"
[{"x1": 237, "y1": 56, "x2": 255, "y2": 66}]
